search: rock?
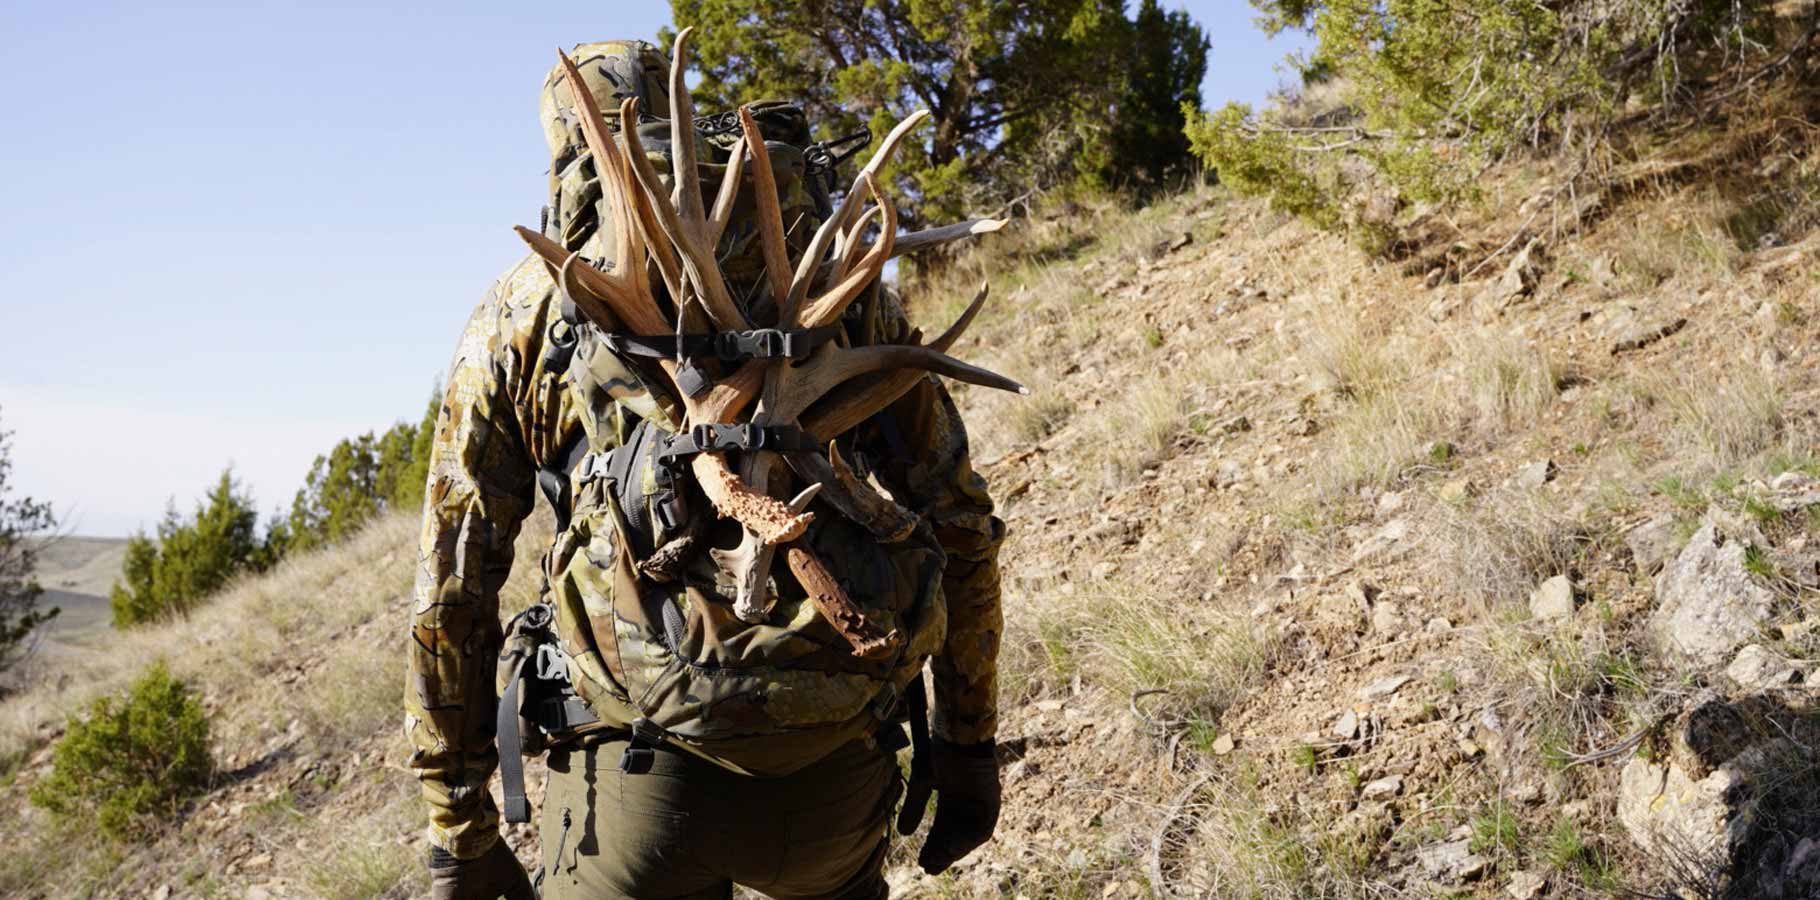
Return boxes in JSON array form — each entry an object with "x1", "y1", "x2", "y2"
[
  {"x1": 1004, "y1": 758, "x2": 1036, "y2": 783},
  {"x1": 1475, "y1": 238, "x2": 1545, "y2": 312},
  {"x1": 1334, "y1": 710, "x2": 1360, "y2": 740},
  {"x1": 1376, "y1": 490, "x2": 1405, "y2": 515},
  {"x1": 1082, "y1": 519, "x2": 1138, "y2": 545},
  {"x1": 1514, "y1": 459, "x2": 1558, "y2": 490},
  {"x1": 1619, "y1": 743, "x2": 1778, "y2": 867},
  {"x1": 1372, "y1": 600, "x2": 1406, "y2": 635},
  {"x1": 1618, "y1": 696, "x2": 1819, "y2": 881},
  {"x1": 1353, "y1": 518, "x2": 1411, "y2": 562},
  {"x1": 1765, "y1": 471, "x2": 1820, "y2": 513},
  {"x1": 1726, "y1": 644, "x2": 1799, "y2": 690},
  {"x1": 1361, "y1": 775, "x2": 1402, "y2": 799},
  {"x1": 1610, "y1": 312, "x2": 1689, "y2": 354},
  {"x1": 1437, "y1": 477, "x2": 1475, "y2": 504},
  {"x1": 1211, "y1": 733, "x2": 1235, "y2": 755},
  {"x1": 1359, "y1": 674, "x2": 1413, "y2": 700},
  {"x1": 1506, "y1": 869, "x2": 1548, "y2": 899},
  {"x1": 1528, "y1": 575, "x2": 1577, "y2": 620},
  {"x1": 1626, "y1": 514, "x2": 1680, "y2": 576},
  {"x1": 1417, "y1": 837, "x2": 1490, "y2": 883},
  {"x1": 1213, "y1": 459, "x2": 1244, "y2": 489},
  {"x1": 1424, "y1": 616, "x2": 1454, "y2": 634},
  {"x1": 1648, "y1": 517, "x2": 1778, "y2": 669},
  {"x1": 151, "y1": 887, "x2": 172, "y2": 900}
]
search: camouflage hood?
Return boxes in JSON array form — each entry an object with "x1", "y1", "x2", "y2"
[{"x1": 539, "y1": 40, "x2": 672, "y2": 251}]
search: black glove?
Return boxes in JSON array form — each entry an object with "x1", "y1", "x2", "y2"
[
  {"x1": 898, "y1": 737, "x2": 1001, "y2": 875},
  {"x1": 429, "y1": 839, "x2": 535, "y2": 900}
]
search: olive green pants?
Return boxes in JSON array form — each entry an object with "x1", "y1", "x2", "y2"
[{"x1": 537, "y1": 736, "x2": 902, "y2": 899}]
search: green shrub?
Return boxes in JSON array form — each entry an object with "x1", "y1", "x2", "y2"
[
  {"x1": 29, "y1": 661, "x2": 213, "y2": 841},
  {"x1": 1187, "y1": 0, "x2": 1789, "y2": 246},
  {"x1": 110, "y1": 470, "x2": 259, "y2": 627}
]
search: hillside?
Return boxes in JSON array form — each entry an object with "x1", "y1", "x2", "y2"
[
  {"x1": 2, "y1": 116, "x2": 1817, "y2": 898},
  {"x1": 26, "y1": 535, "x2": 129, "y2": 654}
]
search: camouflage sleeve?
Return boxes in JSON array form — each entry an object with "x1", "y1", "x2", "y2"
[
  {"x1": 404, "y1": 258, "x2": 579, "y2": 860},
  {"x1": 882, "y1": 376, "x2": 1006, "y2": 746}
]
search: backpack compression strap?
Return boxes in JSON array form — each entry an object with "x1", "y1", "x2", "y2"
[
  {"x1": 602, "y1": 326, "x2": 841, "y2": 363},
  {"x1": 653, "y1": 422, "x2": 818, "y2": 463}
]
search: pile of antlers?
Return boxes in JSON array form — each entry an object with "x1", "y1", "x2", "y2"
[{"x1": 515, "y1": 30, "x2": 1024, "y2": 659}]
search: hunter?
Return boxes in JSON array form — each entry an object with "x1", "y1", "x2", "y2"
[{"x1": 405, "y1": 37, "x2": 1010, "y2": 900}]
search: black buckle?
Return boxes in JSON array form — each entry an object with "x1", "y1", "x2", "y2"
[
  {"x1": 618, "y1": 746, "x2": 655, "y2": 774},
  {"x1": 618, "y1": 718, "x2": 666, "y2": 774},
  {"x1": 716, "y1": 328, "x2": 798, "y2": 360},
  {"x1": 674, "y1": 358, "x2": 712, "y2": 398}
]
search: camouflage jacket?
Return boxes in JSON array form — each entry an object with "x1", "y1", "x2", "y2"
[{"x1": 403, "y1": 254, "x2": 1005, "y2": 859}]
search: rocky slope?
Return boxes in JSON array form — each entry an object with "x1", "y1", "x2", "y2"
[{"x1": 2, "y1": 123, "x2": 1817, "y2": 899}]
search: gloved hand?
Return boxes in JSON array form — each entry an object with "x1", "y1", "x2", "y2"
[
  {"x1": 898, "y1": 737, "x2": 1001, "y2": 875},
  {"x1": 429, "y1": 839, "x2": 535, "y2": 900}
]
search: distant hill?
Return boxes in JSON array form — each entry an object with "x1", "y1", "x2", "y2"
[{"x1": 28, "y1": 535, "x2": 128, "y2": 650}]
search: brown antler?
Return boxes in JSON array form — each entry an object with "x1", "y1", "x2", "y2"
[
  {"x1": 521, "y1": 39, "x2": 1021, "y2": 645},
  {"x1": 529, "y1": 46, "x2": 809, "y2": 545}
]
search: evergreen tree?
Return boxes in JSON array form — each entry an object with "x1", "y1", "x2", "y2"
[
  {"x1": 110, "y1": 469, "x2": 259, "y2": 627},
  {"x1": 1107, "y1": 0, "x2": 1208, "y2": 192},
  {"x1": 373, "y1": 422, "x2": 417, "y2": 513},
  {"x1": 0, "y1": 411, "x2": 58, "y2": 674},
  {"x1": 1187, "y1": 0, "x2": 1788, "y2": 245},
  {"x1": 670, "y1": 0, "x2": 1140, "y2": 221},
  {"x1": 284, "y1": 434, "x2": 380, "y2": 553}
]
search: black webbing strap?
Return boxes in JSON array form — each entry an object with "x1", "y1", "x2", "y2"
[
  {"x1": 536, "y1": 436, "x2": 592, "y2": 534},
  {"x1": 497, "y1": 653, "x2": 532, "y2": 823},
  {"x1": 654, "y1": 423, "x2": 817, "y2": 466},
  {"x1": 894, "y1": 676, "x2": 934, "y2": 835},
  {"x1": 602, "y1": 326, "x2": 840, "y2": 363},
  {"x1": 496, "y1": 603, "x2": 557, "y2": 824}
]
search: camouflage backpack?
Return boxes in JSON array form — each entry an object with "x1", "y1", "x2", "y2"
[{"x1": 495, "y1": 36, "x2": 1018, "y2": 817}]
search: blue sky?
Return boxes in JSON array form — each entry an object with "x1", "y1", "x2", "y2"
[{"x1": 0, "y1": 1, "x2": 1310, "y2": 537}]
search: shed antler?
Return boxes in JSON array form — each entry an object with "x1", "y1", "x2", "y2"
[{"x1": 518, "y1": 32, "x2": 1021, "y2": 652}]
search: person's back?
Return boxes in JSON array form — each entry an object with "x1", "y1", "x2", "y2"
[{"x1": 403, "y1": 35, "x2": 1011, "y2": 900}]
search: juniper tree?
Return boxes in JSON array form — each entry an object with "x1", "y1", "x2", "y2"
[{"x1": 0, "y1": 410, "x2": 58, "y2": 675}]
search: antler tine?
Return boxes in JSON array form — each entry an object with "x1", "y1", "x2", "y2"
[
  {"x1": 667, "y1": 27, "x2": 707, "y2": 231},
  {"x1": 786, "y1": 545, "x2": 898, "y2": 659},
  {"x1": 708, "y1": 135, "x2": 748, "y2": 246},
  {"x1": 892, "y1": 218, "x2": 1008, "y2": 259},
  {"x1": 783, "y1": 109, "x2": 929, "y2": 314},
  {"x1": 737, "y1": 107, "x2": 793, "y2": 315},
  {"x1": 615, "y1": 97, "x2": 688, "y2": 307},
  {"x1": 620, "y1": 97, "x2": 750, "y2": 332},
  {"x1": 832, "y1": 168, "x2": 901, "y2": 287},
  {"x1": 796, "y1": 173, "x2": 897, "y2": 330},
  {"x1": 800, "y1": 281, "x2": 1010, "y2": 439},
  {"x1": 550, "y1": 51, "x2": 662, "y2": 317},
  {"x1": 836, "y1": 109, "x2": 930, "y2": 234},
  {"x1": 691, "y1": 456, "x2": 812, "y2": 543},
  {"x1": 859, "y1": 109, "x2": 930, "y2": 179},
  {"x1": 516, "y1": 226, "x2": 669, "y2": 335},
  {"x1": 927, "y1": 279, "x2": 991, "y2": 352}
]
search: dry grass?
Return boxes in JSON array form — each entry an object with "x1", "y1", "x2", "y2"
[
  {"x1": 1173, "y1": 768, "x2": 1387, "y2": 900},
  {"x1": 1302, "y1": 310, "x2": 1405, "y2": 402},
  {"x1": 1655, "y1": 364, "x2": 1787, "y2": 470},
  {"x1": 0, "y1": 508, "x2": 551, "y2": 898},
  {"x1": 1002, "y1": 570, "x2": 1279, "y2": 728},
  {"x1": 1453, "y1": 328, "x2": 1563, "y2": 433},
  {"x1": 1414, "y1": 487, "x2": 1589, "y2": 611}
]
